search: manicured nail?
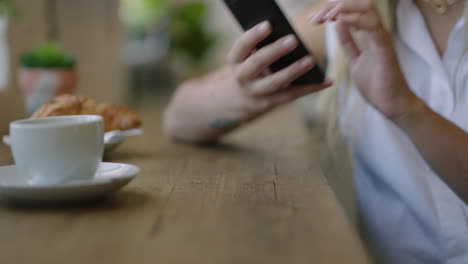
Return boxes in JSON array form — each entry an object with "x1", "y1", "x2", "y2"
[
  {"x1": 300, "y1": 57, "x2": 313, "y2": 69},
  {"x1": 282, "y1": 35, "x2": 297, "y2": 48},
  {"x1": 256, "y1": 21, "x2": 270, "y2": 33}
]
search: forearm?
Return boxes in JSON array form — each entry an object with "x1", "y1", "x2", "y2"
[{"x1": 395, "y1": 101, "x2": 468, "y2": 203}]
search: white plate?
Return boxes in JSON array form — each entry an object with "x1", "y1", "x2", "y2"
[
  {"x1": 0, "y1": 162, "x2": 139, "y2": 205},
  {"x1": 2, "y1": 128, "x2": 143, "y2": 153}
]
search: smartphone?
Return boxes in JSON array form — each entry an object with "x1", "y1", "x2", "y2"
[{"x1": 223, "y1": 0, "x2": 325, "y2": 85}]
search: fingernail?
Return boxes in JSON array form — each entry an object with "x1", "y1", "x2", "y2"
[
  {"x1": 323, "y1": 78, "x2": 333, "y2": 86},
  {"x1": 282, "y1": 35, "x2": 297, "y2": 47},
  {"x1": 300, "y1": 57, "x2": 313, "y2": 69},
  {"x1": 256, "y1": 21, "x2": 270, "y2": 33}
]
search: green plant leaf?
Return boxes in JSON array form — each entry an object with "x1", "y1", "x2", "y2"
[
  {"x1": 167, "y1": 1, "x2": 216, "y2": 62},
  {"x1": 20, "y1": 42, "x2": 76, "y2": 69}
]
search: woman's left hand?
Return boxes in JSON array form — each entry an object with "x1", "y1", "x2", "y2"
[{"x1": 311, "y1": 1, "x2": 423, "y2": 120}]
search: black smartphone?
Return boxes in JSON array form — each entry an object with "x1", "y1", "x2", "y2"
[{"x1": 223, "y1": 0, "x2": 325, "y2": 85}]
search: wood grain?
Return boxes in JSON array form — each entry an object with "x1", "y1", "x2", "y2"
[{"x1": 0, "y1": 105, "x2": 370, "y2": 264}]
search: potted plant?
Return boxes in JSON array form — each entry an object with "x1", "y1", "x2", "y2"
[
  {"x1": 18, "y1": 42, "x2": 78, "y2": 114},
  {"x1": 121, "y1": 0, "x2": 216, "y2": 79},
  {"x1": 166, "y1": 1, "x2": 217, "y2": 80}
]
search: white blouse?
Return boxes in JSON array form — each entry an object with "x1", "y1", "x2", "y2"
[{"x1": 325, "y1": 1, "x2": 468, "y2": 263}]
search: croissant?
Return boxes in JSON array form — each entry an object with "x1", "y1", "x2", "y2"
[{"x1": 31, "y1": 94, "x2": 142, "y2": 132}]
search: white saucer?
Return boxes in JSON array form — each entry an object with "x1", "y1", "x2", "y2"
[{"x1": 0, "y1": 162, "x2": 139, "y2": 205}]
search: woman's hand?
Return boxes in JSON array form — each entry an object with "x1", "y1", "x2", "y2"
[
  {"x1": 311, "y1": 2, "x2": 423, "y2": 120},
  {"x1": 224, "y1": 21, "x2": 333, "y2": 117},
  {"x1": 309, "y1": 1, "x2": 468, "y2": 205},
  {"x1": 164, "y1": 20, "x2": 333, "y2": 143}
]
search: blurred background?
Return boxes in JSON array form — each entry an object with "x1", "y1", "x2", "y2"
[{"x1": 0, "y1": 0, "x2": 314, "y2": 110}]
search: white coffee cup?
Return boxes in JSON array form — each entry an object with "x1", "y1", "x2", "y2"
[{"x1": 9, "y1": 115, "x2": 104, "y2": 185}]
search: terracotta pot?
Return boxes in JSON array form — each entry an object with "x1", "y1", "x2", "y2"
[{"x1": 18, "y1": 67, "x2": 79, "y2": 115}]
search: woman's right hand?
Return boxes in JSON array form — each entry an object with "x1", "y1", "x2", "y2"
[
  {"x1": 224, "y1": 21, "x2": 333, "y2": 118},
  {"x1": 164, "y1": 20, "x2": 332, "y2": 142}
]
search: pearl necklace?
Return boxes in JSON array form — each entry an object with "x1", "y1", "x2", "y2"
[{"x1": 422, "y1": 0, "x2": 462, "y2": 14}]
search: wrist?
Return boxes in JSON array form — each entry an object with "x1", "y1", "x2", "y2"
[{"x1": 391, "y1": 96, "x2": 429, "y2": 130}]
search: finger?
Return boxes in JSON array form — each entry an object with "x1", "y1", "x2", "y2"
[
  {"x1": 322, "y1": 1, "x2": 373, "y2": 15},
  {"x1": 268, "y1": 79, "x2": 333, "y2": 105},
  {"x1": 308, "y1": 3, "x2": 336, "y2": 24},
  {"x1": 337, "y1": 13, "x2": 387, "y2": 45},
  {"x1": 236, "y1": 35, "x2": 298, "y2": 83},
  {"x1": 335, "y1": 21, "x2": 361, "y2": 61},
  {"x1": 227, "y1": 21, "x2": 271, "y2": 63},
  {"x1": 325, "y1": 3, "x2": 387, "y2": 35},
  {"x1": 323, "y1": 2, "x2": 345, "y2": 21},
  {"x1": 260, "y1": 68, "x2": 272, "y2": 77},
  {"x1": 248, "y1": 56, "x2": 316, "y2": 96},
  {"x1": 311, "y1": 1, "x2": 375, "y2": 24},
  {"x1": 338, "y1": 13, "x2": 380, "y2": 32}
]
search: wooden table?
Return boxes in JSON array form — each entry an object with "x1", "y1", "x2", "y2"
[{"x1": 0, "y1": 105, "x2": 370, "y2": 264}]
